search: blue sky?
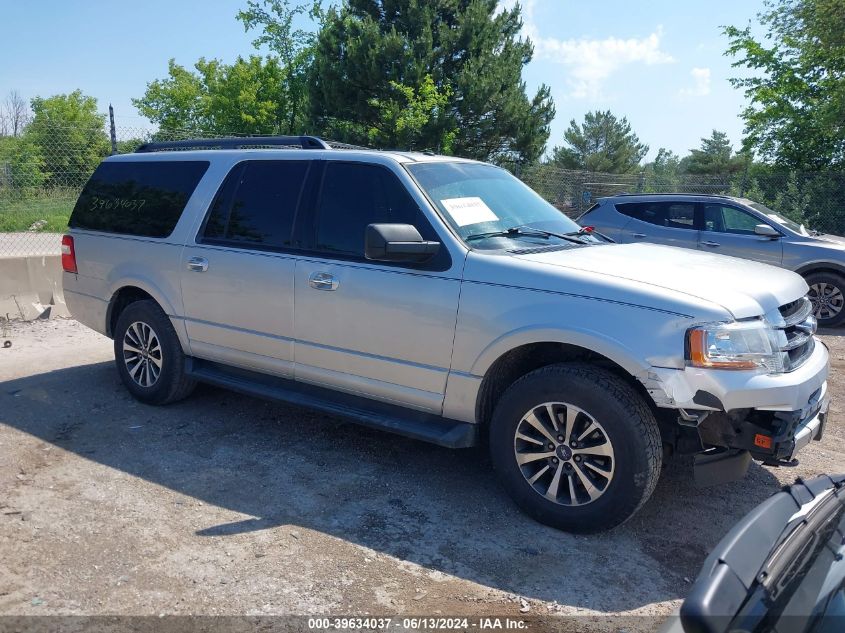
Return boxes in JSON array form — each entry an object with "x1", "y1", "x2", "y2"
[{"x1": 1, "y1": 0, "x2": 765, "y2": 160}]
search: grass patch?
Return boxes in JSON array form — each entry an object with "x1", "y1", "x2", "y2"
[{"x1": 0, "y1": 189, "x2": 77, "y2": 232}]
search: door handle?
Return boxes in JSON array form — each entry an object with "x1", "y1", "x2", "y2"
[
  {"x1": 701, "y1": 240, "x2": 721, "y2": 248},
  {"x1": 309, "y1": 272, "x2": 338, "y2": 291},
  {"x1": 632, "y1": 233, "x2": 647, "y2": 239},
  {"x1": 186, "y1": 256, "x2": 209, "y2": 272}
]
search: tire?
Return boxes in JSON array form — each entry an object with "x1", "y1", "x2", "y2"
[
  {"x1": 489, "y1": 364, "x2": 662, "y2": 533},
  {"x1": 113, "y1": 299, "x2": 196, "y2": 405},
  {"x1": 805, "y1": 271, "x2": 845, "y2": 328}
]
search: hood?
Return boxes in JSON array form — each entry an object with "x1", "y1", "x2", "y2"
[
  {"x1": 813, "y1": 234, "x2": 845, "y2": 248},
  {"x1": 511, "y1": 243, "x2": 807, "y2": 319}
]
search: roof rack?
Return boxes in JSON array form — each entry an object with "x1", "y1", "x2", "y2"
[
  {"x1": 134, "y1": 135, "x2": 332, "y2": 153},
  {"x1": 608, "y1": 192, "x2": 736, "y2": 199}
]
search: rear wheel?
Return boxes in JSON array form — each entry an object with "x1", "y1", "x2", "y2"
[
  {"x1": 113, "y1": 300, "x2": 196, "y2": 405},
  {"x1": 805, "y1": 271, "x2": 845, "y2": 328},
  {"x1": 489, "y1": 364, "x2": 662, "y2": 533}
]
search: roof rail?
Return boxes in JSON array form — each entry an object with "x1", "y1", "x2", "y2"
[
  {"x1": 609, "y1": 192, "x2": 736, "y2": 199},
  {"x1": 134, "y1": 135, "x2": 332, "y2": 153}
]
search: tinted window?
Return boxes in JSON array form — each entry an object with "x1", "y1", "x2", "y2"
[
  {"x1": 202, "y1": 160, "x2": 308, "y2": 248},
  {"x1": 315, "y1": 162, "x2": 420, "y2": 256},
  {"x1": 70, "y1": 160, "x2": 209, "y2": 237},
  {"x1": 617, "y1": 202, "x2": 696, "y2": 230},
  {"x1": 703, "y1": 204, "x2": 762, "y2": 235}
]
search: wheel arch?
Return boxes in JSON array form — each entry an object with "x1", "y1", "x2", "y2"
[
  {"x1": 473, "y1": 334, "x2": 653, "y2": 427},
  {"x1": 105, "y1": 282, "x2": 176, "y2": 339},
  {"x1": 793, "y1": 261, "x2": 845, "y2": 279}
]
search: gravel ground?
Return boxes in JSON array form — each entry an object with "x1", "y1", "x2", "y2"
[{"x1": 0, "y1": 319, "x2": 842, "y2": 631}]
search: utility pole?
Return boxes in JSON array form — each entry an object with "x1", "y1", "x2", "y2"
[{"x1": 109, "y1": 104, "x2": 118, "y2": 155}]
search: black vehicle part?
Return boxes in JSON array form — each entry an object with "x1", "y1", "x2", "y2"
[
  {"x1": 693, "y1": 448, "x2": 751, "y2": 487},
  {"x1": 135, "y1": 135, "x2": 332, "y2": 153},
  {"x1": 680, "y1": 474, "x2": 845, "y2": 633}
]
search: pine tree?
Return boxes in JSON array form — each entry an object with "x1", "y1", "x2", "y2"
[
  {"x1": 551, "y1": 111, "x2": 648, "y2": 173},
  {"x1": 308, "y1": 0, "x2": 554, "y2": 164}
]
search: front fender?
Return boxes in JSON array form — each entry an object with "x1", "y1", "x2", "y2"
[{"x1": 469, "y1": 324, "x2": 651, "y2": 379}]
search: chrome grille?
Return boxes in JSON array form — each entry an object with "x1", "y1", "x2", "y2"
[{"x1": 767, "y1": 297, "x2": 817, "y2": 371}]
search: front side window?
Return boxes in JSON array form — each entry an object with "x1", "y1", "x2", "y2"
[
  {"x1": 202, "y1": 160, "x2": 308, "y2": 248},
  {"x1": 70, "y1": 160, "x2": 209, "y2": 237},
  {"x1": 314, "y1": 162, "x2": 421, "y2": 257},
  {"x1": 406, "y1": 162, "x2": 584, "y2": 249},
  {"x1": 703, "y1": 205, "x2": 762, "y2": 235},
  {"x1": 616, "y1": 202, "x2": 696, "y2": 230}
]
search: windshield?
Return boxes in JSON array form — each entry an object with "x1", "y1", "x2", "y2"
[
  {"x1": 748, "y1": 201, "x2": 810, "y2": 236},
  {"x1": 406, "y1": 162, "x2": 586, "y2": 249}
]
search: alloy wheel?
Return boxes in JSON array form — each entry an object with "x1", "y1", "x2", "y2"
[
  {"x1": 514, "y1": 402, "x2": 615, "y2": 506},
  {"x1": 122, "y1": 321, "x2": 162, "y2": 388},
  {"x1": 808, "y1": 282, "x2": 844, "y2": 321}
]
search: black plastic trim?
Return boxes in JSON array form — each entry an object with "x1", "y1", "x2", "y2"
[{"x1": 136, "y1": 135, "x2": 331, "y2": 153}]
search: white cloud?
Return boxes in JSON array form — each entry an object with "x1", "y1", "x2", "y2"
[
  {"x1": 679, "y1": 67, "x2": 712, "y2": 97},
  {"x1": 503, "y1": 1, "x2": 674, "y2": 99}
]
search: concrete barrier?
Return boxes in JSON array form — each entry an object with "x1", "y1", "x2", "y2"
[{"x1": 0, "y1": 254, "x2": 70, "y2": 320}]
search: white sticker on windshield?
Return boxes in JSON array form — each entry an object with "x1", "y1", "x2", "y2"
[{"x1": 440, "y1": 197, "x2": 498, "y2": 227}]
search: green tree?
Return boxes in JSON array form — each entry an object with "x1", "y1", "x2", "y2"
[
  {"x1": 725, "y1": 0, "x2": 845, "y2": 168},
  {"x1": 648, "y1": 148, "x2": 681, "y2": 176},
  {"x1": 237, "y1": 0, "x2": 325, "y2": 133},
  {"x1": 26, "y1": 90, "x2": 109, "y2": 188},
  {"x1": 0, "y1": 135, "x2": 46, "y2": 191},
  {"x1": 680, "y1": 130, "x2": 749, "y2": 175},
  {"x1": 551, "y1": 110, "x2": 648, "y2": 173},
  {"x1": 133, "y1": 56, "x2": 290, "y2": 135},
  {"x1": 308, "y1": 0, "x2": 554, "y2": 164},
  {"x1": 366, "y1": 75, "x2": 455, "y2": 151},
  {"x1": 641, "y1": 148, "x2": 682, "y2": 191}
]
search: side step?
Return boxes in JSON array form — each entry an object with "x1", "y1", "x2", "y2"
[{"x1": 185, "y1": 359, "x2": 478, "y2": 449}]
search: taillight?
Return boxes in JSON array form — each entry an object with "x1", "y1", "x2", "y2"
[{"x1": 61, "y1": 235, "x2": 77, "y2": 273}]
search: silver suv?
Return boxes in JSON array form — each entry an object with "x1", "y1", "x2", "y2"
[
  {"x1": 580, "y1": 193, "x2": 845, "y2": 327},
  {"x1": 62, "y1": 136, "x2": 830, "y2": 533}
]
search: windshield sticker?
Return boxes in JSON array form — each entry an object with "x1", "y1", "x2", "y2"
[{"x1": 440, "y1": 197, "x2": 498, "y2": 227}]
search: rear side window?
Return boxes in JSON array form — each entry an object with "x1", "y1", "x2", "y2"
[
  {"x1": 202, "y1": 160, "x2": 308, "y2": 249},
  {"x1": 70, "y1": 161, "x2": 209, "y2": 237},
  {"x1": 616, "y1": 202, "x2": 696, "y2": 230},
  {"x1": 315, "y1": 162, "x2": 420, "y2": 257}
]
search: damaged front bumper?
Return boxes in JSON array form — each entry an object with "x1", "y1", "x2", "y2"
[
  {"x1": 697, "y1": 381, "x2": 829, "y2": 463},
  {"x1": 645, "y1": 338, "x2": 830, "y2": 485}
]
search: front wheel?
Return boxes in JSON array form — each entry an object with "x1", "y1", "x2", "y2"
[
  {"x1": 489, "y1": 364, "x2": 662, "y2": 533},
  {"x1": 805, "y1": 271, "x2": 845, "y2": 328}
]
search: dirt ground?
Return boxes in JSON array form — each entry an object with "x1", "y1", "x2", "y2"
[{"x1": 1, "y1": 319, "x2": 843, "y2": 631}]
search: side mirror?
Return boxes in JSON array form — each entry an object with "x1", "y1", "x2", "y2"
[
  {"x1": 365, "y1": 223, "x2": 441, "y2": 263},
  {"x1": 754, "y1": 224, "x2": 781, "y2": 238}
]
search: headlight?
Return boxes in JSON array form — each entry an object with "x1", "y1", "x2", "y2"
[{"x1": 686, "y1": 320, "x2": 783, "y2": 372}]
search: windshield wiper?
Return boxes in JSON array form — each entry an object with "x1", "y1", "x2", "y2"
[
  {"x1": 465, "y1": 226, "x2": 593, "y2": 245},
  {"x1": 561, "y1": 226, "x2": 615, "y2": 243}
]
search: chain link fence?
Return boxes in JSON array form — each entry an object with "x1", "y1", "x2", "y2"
[
  {"x1": 1, "y1": 121, "x2": 844, "y2": 257},
  {"x1": 517, "y1": 164, "x2": 845, "y2": 235}
]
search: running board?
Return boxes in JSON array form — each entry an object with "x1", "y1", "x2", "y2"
[{"x1": 185, "y1": 359, "x2": 478, "y2": 449}]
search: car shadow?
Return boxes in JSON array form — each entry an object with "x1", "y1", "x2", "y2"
[
  {"x1": 818, "y1": 327, "x2": 844, "y2": 337},
  {"x1": 1, "y1": 361, "x2": 786, "y2": 613}
]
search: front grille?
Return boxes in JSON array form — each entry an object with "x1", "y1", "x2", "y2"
[{"x1": 769, "y1": 297, "x2": 817, "y2": 371}]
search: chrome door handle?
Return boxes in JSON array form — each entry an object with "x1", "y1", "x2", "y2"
[
  {"x1": 632, "y1": 233, "x2": 647, "y2": 239},
  {"x1": 186, "y1": 256, "x2": 209, "y2": 272},
  {"x1": 701, "y1": 240, "x2": 721, "y2": 248},
  {"x1": 309, "y1": 272, "x2": 338, "y2": 291}
]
